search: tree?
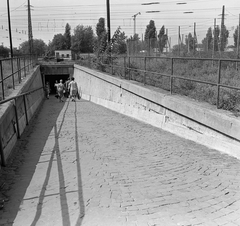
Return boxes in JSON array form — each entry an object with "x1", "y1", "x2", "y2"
[
  {"x1": 111, "y1": 27, "x2": 127, "y2": 54},
  {"x1": 127, "y1": 34, "x2": 141, "y2": 55},
  {"x1": 64, "y1": 23, "x2": 71, "y2": 49},
  {"x1": 0, "y1": 45, "x2": 9, "y2": 58},
  {"x1": 19, "y1": 39, "x2": 47, "y2": 56},
  {"x1": 96, "y1": 17, "x2": 106, "y2": 38},
  {"x1": 158, "y1": 25, "x2": 168, "y2": 53},
  {"x1": 185, "y1": 33, "x2": 197, "y2": 53},
  {"x1": 233, "y1": 26, "x2": 240, "y2": 48},
  {"x1": 48, "y1": 33, "x2": 67, "y2": 54},
  {"x1": 220, "y1": 24, "x2": 229, "y2": 51},
  {"x1": 71, "y1": 25, "x2": 94, "y2": 54},
  {"x1": 213, "y1": 25, "x2": 220, "y2": 52},
  {"x1": 202, "y1": 27, "x2": 213, "y2": 51},
  {"x1": 95, "y1": 17, "x2": 107, "y2": 55},
  {"x1": 144, "y1": 20, "x2": 156, "y2": 49}
]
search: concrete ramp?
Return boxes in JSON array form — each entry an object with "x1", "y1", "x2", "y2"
[{"x1": 0, "y1": 96, "x2": 240, "y2": 226}]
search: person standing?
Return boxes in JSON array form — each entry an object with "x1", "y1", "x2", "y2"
[
  {"x1": 57, "y1": 79, "x2": 65, "y2": 102},
  {"x1": 54, "y1": 80, "x2": 59, "y2": 98},
  {"x1": 45, "y1": 82, "x2": 51, "y2": 99},
  {"x1": 64, "y1": 77, "x2": 70, "y2": 98},
  {"x1": 68, "y1": 77, "x2": 78, "y2": 102}
]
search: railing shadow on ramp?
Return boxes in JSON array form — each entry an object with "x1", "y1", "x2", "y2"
[{"x1": 1, "y1": 96, "x2": 85, "y2": 226}]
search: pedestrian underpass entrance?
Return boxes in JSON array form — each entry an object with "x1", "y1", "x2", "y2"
[
  {"x1": 40, "y1": 64, "x2": 74, "y2": 94},
  {"x1": 44, "y1": 74, "x2": 69, "y2": 94}
]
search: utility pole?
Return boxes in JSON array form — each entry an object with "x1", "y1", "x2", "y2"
[
  {"x1": 193, "y1": 22, "x2": 196, "y2": 54},
  {"x1": 237, "y1": 14, "x2": 240, "y2": 59},
  {"x1": 168, "y1": 37, "x2": 171, "y2": 51},
  {"x1": 166, "y1": 29, "x2": 168, "y2": 52},
  {"x1": 132, "y1": 12, "x2": 141, "y2": 36},
  {"x1": 237, "y1": 14, "x2": 240, "y2": 70},
  {"x1": 7, "y1": 0, "x2": 13, "y2": 57},
  {"x1": 27, "y1": 0, "x2": 33, "y2": 55},
  {"x1": 212, "y1": 18, "x2": 216, "y2": 58},
  {"x1": 220, "y1": 5, "x2": 225, "y2": 52},
  {"x1": 178, "y1": 26, "x2": 181, "y2": 55},
  {"x1": 106, "y1": 0, "x2": 111, "y2": 43}
]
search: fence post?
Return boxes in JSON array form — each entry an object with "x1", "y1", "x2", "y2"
[
  {"x1": 19, "y1": 58, "x2": 22, "y2": 82},
  {"x1": 17, "y1": 58, "x2": 21, "y2": 83},
  {"x1": 30, "y1": 55, "x2": 32, "y2": 68},
  {"x1": 144, "y1": 57, "x2": 147, "y2": 85},
  {"x1": 216, "y1": 60, "x2": 222, "y2": 109},
  {"x1": 88, "y1": 53, "x2": 90, "y2": 68},
  {"x1": 24, "y1": 57, "x2": 26, "y2": 77},
  {"x1": 14, "y1": 99, "x2": 20, "y2": 139},
  {"x1": 111, "y1": 56, "x2": 113, "y2": 75},
  {"x1": 124, "y1": 57, "x2": 126, "y2": 79},
  {"x1": 28, "y1": 56, "x2": 30, "y2": 72},
  {"x1": 170, "y1": 58, "x2": 174, "y2": 94},
  {"x1": 23, "y1": 95, "x2": 28, "y2": 125},
  {"x1": 128, "y1": 56, "x2": 131, "y2": 80},
  {"x1": 0, "y1": 130, "x2": 6, "y2": 167},
  {"x1": 0, "y1": 61, "x2": 4, "y2": 100},
  {"x1": 11, "y1": 58, "x2": 15, "y2": 89}
]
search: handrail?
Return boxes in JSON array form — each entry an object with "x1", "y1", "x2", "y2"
[
  {"x1": 0, "y1": 86, "x2": 43, "y2": 105},
  {"x1": 0, "y1": 86, "x2": 43, "y2": 167},
  {"x1": 0, "y1": 55, "x2": 37, "y2": 101}
]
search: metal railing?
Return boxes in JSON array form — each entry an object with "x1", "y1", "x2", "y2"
[
  {"x1": 78, "y1": 55, "x2": 240, "y2": 111},
  {"x1": 0, "y1": 86, "x2": 43, "y2": 166},
  {"x1": 0, "y1": 55, "x2": 37, "y2": 101}
]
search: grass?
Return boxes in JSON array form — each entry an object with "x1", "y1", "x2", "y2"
[{"x1": 78, "y1": 55, "x2": 240, "y2": 113}]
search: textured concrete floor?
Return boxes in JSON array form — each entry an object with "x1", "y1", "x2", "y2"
[{"x1": 0, "y1": 96, "x2": 240, "y2": 226}]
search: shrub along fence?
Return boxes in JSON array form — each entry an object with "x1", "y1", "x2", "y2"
[
  {"x1": 77, "y1": 55, "x2": 240, "y2": 113},
  {"x1": 0, "y1": 55, "x2": 37, "y2": 101}
]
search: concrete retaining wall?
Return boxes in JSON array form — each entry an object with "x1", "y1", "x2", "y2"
[
  {"x1": 0, "y1": 66, "x2": 44, "y2": 163},
  {"x1": 74, "y1": 64, "x2": 240, "y2": 159}
]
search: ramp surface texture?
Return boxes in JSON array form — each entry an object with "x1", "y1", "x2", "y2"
[{"x1": 0, "y1": 96, "x2": 240, "y2": 226}]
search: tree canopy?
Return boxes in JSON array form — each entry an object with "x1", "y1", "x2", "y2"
[
  {"x1": 95, "y1": 17, "x2": 107, "y2": 55},
  {"x1": 48, "y1": 33, "x2": 66, "y2": 55},
  {"x1": 64, "y1": 23, "x2": 71, "y2": 49},
  {"x1": 19, "y1": 39, "x2": 47, "y2": 56},
  {"x1": 158, "y1": 26, "x2": 168, "y2": 53},
  {"x1": 111, "y1": 27, "x2": 127, "y2": 54},
  {"x1": 220, "y1": 24, "x2": 229, "y2": 51},
  {"x1": 213, "y1": 25, "x2": 220, "y2": 52},
  {"x1": 233, "y1": 26, "x2": 240, "y2": 48},
  {"x1": 186, "y1": 33, "x2": 197, "y2": 52},
  {"x1": 71, "y1": 25, "x2": 94, "y2": 54},
  {"x1": 145, "y1": 20, "x2": 156, "y2": 48},
  {"x1": 0, "y1": 45, "x2": 9, "y2": 58}
]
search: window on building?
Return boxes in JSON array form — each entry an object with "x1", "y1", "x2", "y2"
[{"x1": 66, "y1": 54, "x2": 69, "y2": 58}]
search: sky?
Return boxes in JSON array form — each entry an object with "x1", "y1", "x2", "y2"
[{"x1": 0, "y1": 0, "x2": 240, "y2": 49}]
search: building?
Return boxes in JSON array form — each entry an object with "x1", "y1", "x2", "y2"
[{"x1": 55, "y1": 50, "x2": 73, "y2": 60}]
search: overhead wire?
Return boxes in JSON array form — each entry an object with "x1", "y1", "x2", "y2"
[{"x1": 0, "y1": 0, "x2": 239, "y2": 47}]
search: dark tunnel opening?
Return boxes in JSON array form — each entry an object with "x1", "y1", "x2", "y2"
[{"x1": 44, "y1": 74, "x2": 70, "y2": 94}]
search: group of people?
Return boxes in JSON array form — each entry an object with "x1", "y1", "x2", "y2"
[{"x1": 45, "y1": 77, "x2": 79, "y2": 102}]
